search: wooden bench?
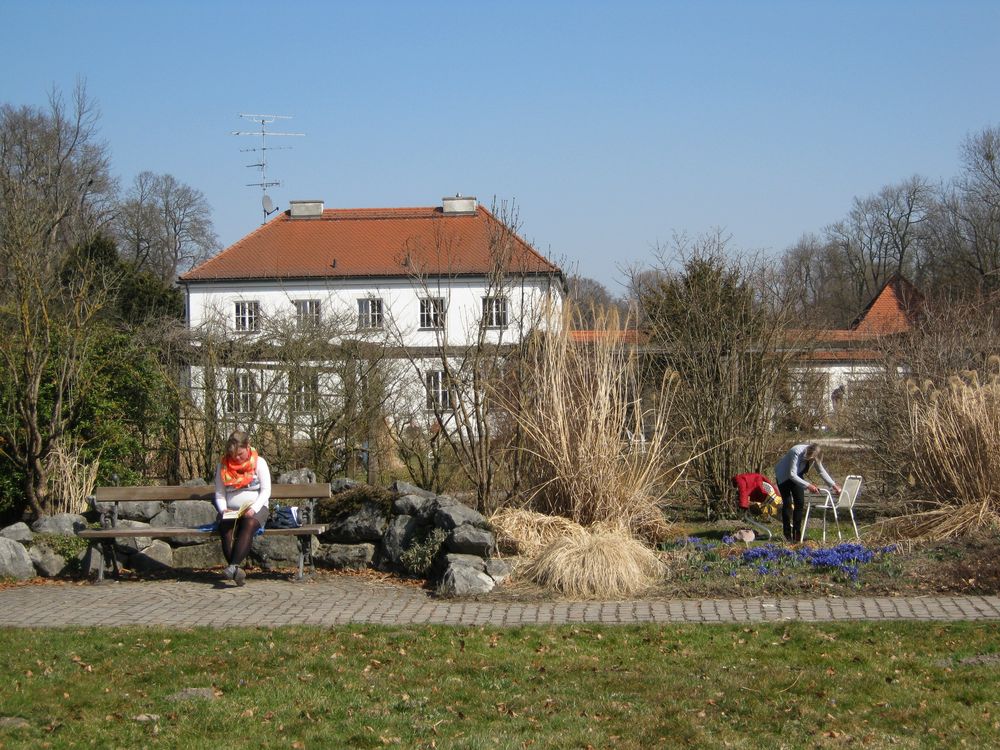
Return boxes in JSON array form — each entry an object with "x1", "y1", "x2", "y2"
[{"x1": 77, "y1": 483, "x2": 330, "y2": 582}]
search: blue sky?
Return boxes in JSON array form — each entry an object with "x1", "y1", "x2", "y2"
[{"x1": 2, "y1": 1, "x2": 997, "y2": 290}]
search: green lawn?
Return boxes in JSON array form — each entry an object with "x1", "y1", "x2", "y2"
[{"x1": 1, "y1": 623, "x2": 998, "y2": 748}]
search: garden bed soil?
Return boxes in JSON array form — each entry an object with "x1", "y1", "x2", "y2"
[{"x1": 481, "y1": 531, "x2": 1000, "y2": 602}]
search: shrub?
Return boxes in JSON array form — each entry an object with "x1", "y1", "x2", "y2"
[
  {"x1": 315, "y1": 484, "x2": 395, "y2": 524},
  {"x1": 399, "y1": 527, "x2": 448, "y2": 577}
]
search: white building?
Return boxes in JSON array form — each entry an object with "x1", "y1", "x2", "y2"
[
  {"x1": 178, "y1": 195, "x2": 564, "y2": 457},
  {"x1": 791, "y1": 274, "x2": 924, "y2": 421}
]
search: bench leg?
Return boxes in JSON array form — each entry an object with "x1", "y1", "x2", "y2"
[
  {"x1": 89, "y1": 542, "x2": 105, "y2": 584},
  {"x1": 295, "y1": 534, "x2": 314, "y2": 581}
]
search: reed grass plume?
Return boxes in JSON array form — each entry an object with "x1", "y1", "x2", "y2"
[
  {"x1": 878, "y1": 365, "x2": 1000, "y2": 541},
  {"x1": 505, "y1": 303, "x2": 677, "y2": 542}
]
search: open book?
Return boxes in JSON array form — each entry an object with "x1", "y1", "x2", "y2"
[{"x1": 221, "y1": 500, "x2": 254, "y2": 520}]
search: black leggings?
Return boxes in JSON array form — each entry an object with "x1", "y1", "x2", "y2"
[
  {"x1": 778, "y1": 479, "x2": 805, "y2": 542},
  {"x1": 219, "y1": 516, "x2": 262, "y2": 566}
]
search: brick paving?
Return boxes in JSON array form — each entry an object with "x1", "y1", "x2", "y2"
[{"x1": 1, "y1": 574, "x2": 999, "y2": 627}]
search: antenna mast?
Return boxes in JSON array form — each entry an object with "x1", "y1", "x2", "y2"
[{"x1": 232, "y1": 113, "x2": 305, "y2": 224}]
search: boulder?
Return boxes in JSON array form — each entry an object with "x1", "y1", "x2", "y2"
[
  {"x1": 172, "y1": 542, "x2": 227, "y2": 569},
  {"x1": 329, "y1": 478, "x2": 359, "y2": 494},
  {"x1": 434, "y1": 503, "x2": 487, "y2": 531},
  {"x1": 180, "y1": 477, "x2": 209, "y2": 487},
  {"x1": 0, "y1": 522, "x2": 33, "y2": 543},
  {"x1": 314, "y1": 543, "x2": 376, "y2": 570},
  {"x1": 129, "y1": 540, "x2": 173, "y2": 572},
  {"x1": 277, "y1": 468, "x2": 316, "y2": 484},
  {"x1": 393, "y1": 493, "x2": 438, "y2": 519},
  {"x1": 389, "y1": 480, "x2": 437, "y2": 499},
  {"x1": 29, "y1": 542, "x2": 66, "y2": 577},
  {"x1": 31, "y1": 513, "x2": 87, "y2": 536},
  {"x1": 251, "y1": 534, "x2": 311, "y2": 569},
  {"x1": 94, "y1": 501, "x2": 164, "y2": 522},
  {"x1": 150, "y1": 501, "x2": 217, "y2": 530},
  {"x1": 444, "y1": 553, "x2": 486, "y2": 572},
  {"x1": 0, "y1": 538, "x2": 35, "y2": 580},
  {"x1": 446, "y1": 524, "x2": 495, "y2": 556},
  {"x1": 382, "y1": 515, "x2": 422, "y2": 566},
  {"x1": 437, "y1": 564, "x2": 495, "y2": 597},
  {"x1": 112, "y1": 520, "x2": 154, "y2": 553},
  {"x1": 484, "y1": 557, "x2": 513, "y2": 584},
  {"x1": 322, "y1": 501, "x2": 388, "y2": 543}
]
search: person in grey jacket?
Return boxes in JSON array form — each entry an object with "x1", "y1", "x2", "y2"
[{"x1": 774, "y1": 443, "x2": 841, "y2": 542}]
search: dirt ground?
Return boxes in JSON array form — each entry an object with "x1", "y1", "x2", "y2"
[{"x1": 481, "y1": 531, "x2": 1000, "y2": 603}]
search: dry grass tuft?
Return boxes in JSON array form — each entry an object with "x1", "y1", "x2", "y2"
[
  {"x1": 882, "y1": 366, "x2": 1000, "y2": 540},
  {"x1": 489, "y1": 507, "x2": 585, "y2": 555},
  {"x1": 519, "y1": 526, "x2": 664, "y2": 599}
]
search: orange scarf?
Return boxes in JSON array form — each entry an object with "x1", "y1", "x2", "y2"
[{"x1": 220, "y1": 448, "x2": 258, "y2": 489}]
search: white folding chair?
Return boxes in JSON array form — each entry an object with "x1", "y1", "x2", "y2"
[{"x1": 800, "y1": 475, "x2": 862, "y2": 542}]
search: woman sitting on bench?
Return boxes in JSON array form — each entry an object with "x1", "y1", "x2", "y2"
[{"x1": 214, "y1": 430, "x2": 271, "y2": 586}]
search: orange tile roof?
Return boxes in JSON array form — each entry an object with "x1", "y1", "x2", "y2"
[
  {"x1": 850, "y1": 274, "x2": 924, "y2": 334},
  {"x1": 181, "y1": 205, "x2": 560, "y2": 282}
]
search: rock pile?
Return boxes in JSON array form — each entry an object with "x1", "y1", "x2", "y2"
[{"x1": 0, "y1": 476, "x2": 510, "y2": 597}]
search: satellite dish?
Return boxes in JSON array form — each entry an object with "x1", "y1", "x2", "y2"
[{"x1": 262, "y1": 194, "x2": 275, "y2": 214}]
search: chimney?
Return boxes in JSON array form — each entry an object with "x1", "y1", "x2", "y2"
[
  {"x1": 289, "y1": 200, "x2": 325, "y2": 218},
  {"x1": 442, "y1": 194, "x2": 477, "y2": 215}
]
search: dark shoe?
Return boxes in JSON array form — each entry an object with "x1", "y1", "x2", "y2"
[{"x1": 234, "y1": 567, "x2": 246, "y2": 587}]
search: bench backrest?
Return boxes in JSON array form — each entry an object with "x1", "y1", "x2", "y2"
[{"x1": 94, "y1": 483, "x2": 332, "y2": 503}]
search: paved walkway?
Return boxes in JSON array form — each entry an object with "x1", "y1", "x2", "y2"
[{"x1": 2, "y1": 575, "x2": 999, "y2": 627}]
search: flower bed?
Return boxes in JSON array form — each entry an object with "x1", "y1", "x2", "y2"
[{"x1": 670, "y1": 537, "x2": 898, "y2": 586}]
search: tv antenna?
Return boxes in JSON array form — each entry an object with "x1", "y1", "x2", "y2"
[{"x1": 232, "y1": 113, "x2": 304, "y2": 224}]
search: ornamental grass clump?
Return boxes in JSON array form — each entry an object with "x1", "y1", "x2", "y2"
[
  {"x1": 520, "y1": 526, "x2": 664, "y2": 599},
  {"x1": 508, "y1": 305, "x2": 679, "y2": 543},
  {"x1": 488, "y1": 507, "x2": 585, "y2": 555},
  {"x1": 876, "y1": 363, "x2": 1000, "y2": 541}
]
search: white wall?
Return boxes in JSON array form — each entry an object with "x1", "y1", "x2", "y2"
[{"x1": 184, "y1": 274, "x2": 562, "y2": 348}]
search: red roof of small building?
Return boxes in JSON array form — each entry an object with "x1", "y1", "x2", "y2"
[
  {"x1": 848, "y1": 274, "x2": 924, "y2": 335},
  {"x1": 181, "y1": 205, "x2": 560, "y2": 282}
]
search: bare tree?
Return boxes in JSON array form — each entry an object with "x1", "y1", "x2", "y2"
[
  {"x1": 115, "y1": 171, "x2": 218, "y2": 282},
  {"x1": 921, "y1": 126, "x2": 1000, "y2": 298},
  {"x1": 825, "y1": 176, "x2": 933, "y2": 311},
  {"x1": 566, "y1": 274, "x2": 626, "y2": 328},
  {"x1": 385, "y1": 200, "x2": 562, "y2": 509},
  {"x1": 0, "y1": 84, "x2": 117, "y2": 517},
  {"x1": 637, "y1": 232, "x2": 807, "y2": 517},
  {"x1": 177, "y1": 303, "x2": 402, "y2": 484}
]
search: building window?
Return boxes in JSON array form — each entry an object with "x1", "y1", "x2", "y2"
[
  {"x1": 225, "y1": 370, "x2": 256, "y2": 414},
  {"x1": 234, "y1": 301, "x2": 260, "y2": 332},
  {"x1": 357, "y1": 298, "x2": 384, "y2": 330},
  {"x1": 289, "y1": 368, "x2": 320, "y2": 413},
  {"x1": 425, "y1": 370, "x2": 451, "y2": 410},
  {"x1": 482, "y1": 296, "x2": 509, "y2": 328},
  {"x1": 419, "y1": 298, "x2": 446, "y2": 330},
  {"x1": 294, "y1": 299, "x2": 321, "y2": 329}
]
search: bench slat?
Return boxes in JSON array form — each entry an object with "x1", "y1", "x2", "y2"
[
  {"x1": 78, "y1": 524, "x2": 328, "y2": 539},
  {"x1": 94, "y1": 483, "x2": 331, "y2": 503}
]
